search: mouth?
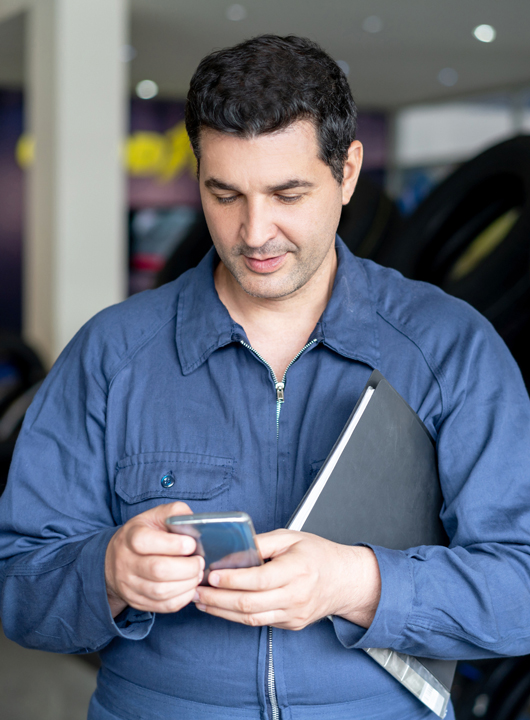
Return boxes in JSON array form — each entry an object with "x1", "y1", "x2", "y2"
[{"x1": 243, "y1": 254, "x2": 288, "y2": 274}]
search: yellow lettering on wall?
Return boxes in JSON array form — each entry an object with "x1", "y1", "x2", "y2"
[
  {"x1": 160, "y1": 123, "x2": 197, "y2": 181},
  {"x1": 15, "y1": 134, "x2": 35, "y2": 169},
  {"x1": 126, "y1": 131, "x2": 168, "y2": 176},
  {"x1": 15, "y1": 121, "x2": 197, "y2": 183}
]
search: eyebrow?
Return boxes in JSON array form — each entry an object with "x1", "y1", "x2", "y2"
[
  {"x1": 204, "y1": 178, "x2": 238, "y2": 192},
  {"x1": 268, "y1": 179, "x2": 315, "y2": 192},
  {"x1": 204, "y1": 177, "x2": 315, "y2": 193}
]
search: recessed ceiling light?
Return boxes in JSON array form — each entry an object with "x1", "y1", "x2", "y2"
[
  {"x1": 438, "y1": 68, "x2": 459, "y2": 87},
  {"x1": 362, "y1": 16, "x2": 383, "y2": 34},
  {"x1": 336, "y1": 60, "x2": 350, "y2": 77},
  {"x1": 226, "y1": 4, "x2": 247, "y2": 21},
  {"x1": 120, "y1": 45, "x2": 137, "y2": 63},
  {"x1": 136, "y1": 80, "x2": 159, "y2": 100},
  {"x1": 473, "y1": 24, "x2": 496, "y2": 43}
]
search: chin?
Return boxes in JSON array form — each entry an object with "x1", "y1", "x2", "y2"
[
  {"x1": 238, "y1": 276, "x2": 305, "y2": 300},
  {"x1": 221, "y1": 255, "x2": 312, "y2": 300}
]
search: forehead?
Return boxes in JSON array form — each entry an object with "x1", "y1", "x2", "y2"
[{"x1": 198, "y1": 121, "x2": 329, "y2": 184}]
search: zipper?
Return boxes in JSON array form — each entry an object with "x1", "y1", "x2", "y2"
[
  {"x1": 240, "y1": 339, "x2": 317, "y2": 435},
  {"x1": 240, "y1": 337, "x2": 318, "y2": 720},
  {"x1": 267, "y1": 626, "x2": 280, "y2": 720}
]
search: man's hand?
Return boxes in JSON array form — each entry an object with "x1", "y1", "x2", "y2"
[
  {"x1": 193, "y1": 529, "x2": 380, "y2": 630},
  {"x1": 105, "y1": 502, "x2": 205, "y2": 618}
]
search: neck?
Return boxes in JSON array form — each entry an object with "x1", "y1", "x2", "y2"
[{"x1": 215, "y1": 247, "x2": 337, "y2": 379}]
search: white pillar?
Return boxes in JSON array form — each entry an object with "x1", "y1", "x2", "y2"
[
  {"x1": 0, "y1": 0, "x2": 26, "y2": 21},
  {"x1": 23, "y1": 0, "x2": 128, "y2": 365}
]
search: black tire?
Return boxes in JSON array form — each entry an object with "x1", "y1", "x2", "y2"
[
  {"x1": 0, "y1": 334, "x2": 45, "y2": 416},
  {"x1": 379, "y1": 135, "x2": 530, "y2": 384},
  {"x1": 379, "y1": 135, "x2": 530, "y2": 316},
  {"x1": 0, "y1": 335, "x2": 46, "y2": 494},
  {"x1": 155, "y1": 213, "x2": 213, "y2": 287},
  {"x1": 338, "y1": 174, "x2": 402, "y2": 260},
  {"x1": 453, "y1": 657, "x2": 530, "y2": 720}
]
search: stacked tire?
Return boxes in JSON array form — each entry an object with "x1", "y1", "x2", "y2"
[
  {"x1": 376, "y1": 136, "x2": 530, "y2": 388},
  {"x1": 0, "y1": 335, "x2": 45, "y2": 494},
  {"x1": 372, "y1": 135, "x2": 530, "y2": 719}
]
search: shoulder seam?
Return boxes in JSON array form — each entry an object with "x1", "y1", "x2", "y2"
[
  {"x1": 376, "y1": 309, "x2": 451, "y2": 427},
  {"x1": 359, "y1": 259, "x2": 381, "y2": 360},
  {"x1": 107, "y1": 311, "x2": 178, "y2": 388}
]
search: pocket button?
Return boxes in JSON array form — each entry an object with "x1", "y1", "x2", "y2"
[{"x1": 160, "y1": 474, "x2": 175, "y2": 488}]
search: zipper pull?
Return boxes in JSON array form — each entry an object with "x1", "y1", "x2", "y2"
[{"x1": 276, "y1": 382, "x2": 285, "y2": 403}]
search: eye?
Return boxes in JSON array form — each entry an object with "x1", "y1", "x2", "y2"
[
  {"x1": 216, "y1": 195, "x2": 238, "y2": 205},
  {"x1": 277, "y1": 194, "x2": 301, "y2": 204}
]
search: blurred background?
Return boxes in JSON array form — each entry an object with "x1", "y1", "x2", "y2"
[{"x1": 1, "y1": 1, "x2": 530, "y2": 718}]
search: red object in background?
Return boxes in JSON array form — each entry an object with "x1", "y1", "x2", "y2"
[{"x1": 130, "y1": 252, "x2": 166, "y2": 272}]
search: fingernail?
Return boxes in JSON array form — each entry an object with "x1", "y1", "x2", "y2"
[
  {"x1": 196, "y1": 604, "x2": 206, "y2": 612},
  {"x1": 209, "y1": 573, "x2": 220, "y2": 586},
  {"x1": 193, "y1": 591, "x2": 200, "y2": 602}
]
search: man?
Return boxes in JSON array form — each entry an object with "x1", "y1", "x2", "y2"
[{"x1": 2, "y1": 35, "x2": 530, "y2": 720}]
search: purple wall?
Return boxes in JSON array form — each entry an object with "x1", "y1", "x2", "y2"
[
  {"x1": 0, "y1": 90, "x2": 24, "y2": 332},
  {"x1": 356, "y1": 112, "x2": 388, "y2": 171}
]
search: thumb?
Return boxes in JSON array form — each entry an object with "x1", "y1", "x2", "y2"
[
  {"x1": 255, "y1": 529, "x2": 300, "y2": 560},
  {"x1": 142, "y1": 501, "x2": 193, "y2": 531}
]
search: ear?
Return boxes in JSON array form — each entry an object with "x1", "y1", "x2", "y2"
[{"x1": 341, "y1": 141, "x2": 363, "y2": 205}]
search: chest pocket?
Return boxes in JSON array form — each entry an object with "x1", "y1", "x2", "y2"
[{"x1": 115, "y1": 451, "x2": 233, "y2": 523}]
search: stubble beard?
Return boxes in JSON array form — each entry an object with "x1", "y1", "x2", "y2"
[{"x1": 217, "y1": 238, "x2": 331, "y2": 300}]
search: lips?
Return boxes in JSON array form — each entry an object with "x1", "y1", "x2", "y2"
[{"x1": 243, "y1": 254, "x2": 288, "y2": 273}]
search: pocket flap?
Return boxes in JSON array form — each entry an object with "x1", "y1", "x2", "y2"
[{"x1": 115, "y1": 451, "x2": 233, "y2": 504}]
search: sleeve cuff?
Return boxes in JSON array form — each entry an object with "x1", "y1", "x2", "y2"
[
  {"x1": 332, "y1": 545, "x2": 414, "y2": 650},
  {"x1": 79, "y1": 527, "x2": 155, "y2": 642}
]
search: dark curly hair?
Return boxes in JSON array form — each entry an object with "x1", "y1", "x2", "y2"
[{"x1": 185, "y1": 35, "x2": 357, "y2": 183}]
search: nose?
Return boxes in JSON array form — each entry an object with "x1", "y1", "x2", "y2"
[{"x1": 240, "y1": 196, "x2": 277, "y2": 249}]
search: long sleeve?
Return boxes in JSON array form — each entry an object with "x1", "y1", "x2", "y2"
[
  {"x1": 0, "y1": 323, "x2": 154, "y2": 653},
  {"x1": 334, "y1": 311, "x2": 530, "y2": 660}
]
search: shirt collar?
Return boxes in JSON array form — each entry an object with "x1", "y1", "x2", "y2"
[
  {"x1": 318, "y1": 237, "x2": 380, "y2": 366},
  {"x1": 176, "y1": 236, "x2": 379, "y2": 375}
]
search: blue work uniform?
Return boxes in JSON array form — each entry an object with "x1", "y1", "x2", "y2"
[{"x1": 2, "y1": 239, "x2": 530, "y2": 720}]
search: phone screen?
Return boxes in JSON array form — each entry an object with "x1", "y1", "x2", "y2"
[{"x1": 166, "y1": 512, "x2": 263, "y2": 585}]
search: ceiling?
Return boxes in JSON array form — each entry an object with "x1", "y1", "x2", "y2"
[{"x1": 1, "y1": 0, "x2": 530, "y2": 109}]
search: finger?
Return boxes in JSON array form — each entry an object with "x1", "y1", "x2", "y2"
[
  {"x1": 134, "y1": 554, "x2": 204, "y2": 583},
  {"x1": 135, "y1": 574, "x2": 203, "y2": 604},
  {"x1": 208, "y1": 554, "x2": 294, "y2": 591},
  {"x1": 196, "y1": 586, "x2": 287, "y2": 615},
  {"x1": 196, "y1": 603, "x2": 285, "y2": 628},
  {"x1": 125, "y1": 586, "x2": 199, "y2": 615},
  {"x1": 255, "y1": 529, "x2": 301, "y2": 559},
  {"x1": 128, "y1": 526, "x2": 198, "y2": 557}
]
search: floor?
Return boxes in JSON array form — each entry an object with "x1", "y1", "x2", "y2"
[{"x1": 0, "y1": 623, "x2": 97, "y2": 720}]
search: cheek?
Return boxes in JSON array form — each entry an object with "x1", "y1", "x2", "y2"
[
  {"x1": 276, "y1": 203, "x2": 319, "y2": 233},
  {"x1": 203, "y1": 204, "x2": 240, "y2": 249},
  {"x1": 280, "y1": 204, "x2": 339, "y2": 247}
]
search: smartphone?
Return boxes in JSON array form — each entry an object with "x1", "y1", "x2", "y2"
[{"x1": 165, "y1": 511, "x2": 263, "y2": 585}]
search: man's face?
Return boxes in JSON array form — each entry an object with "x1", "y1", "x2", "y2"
[{"x1": 198, "y1": 121, "x2": 361, "y2": 300}]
